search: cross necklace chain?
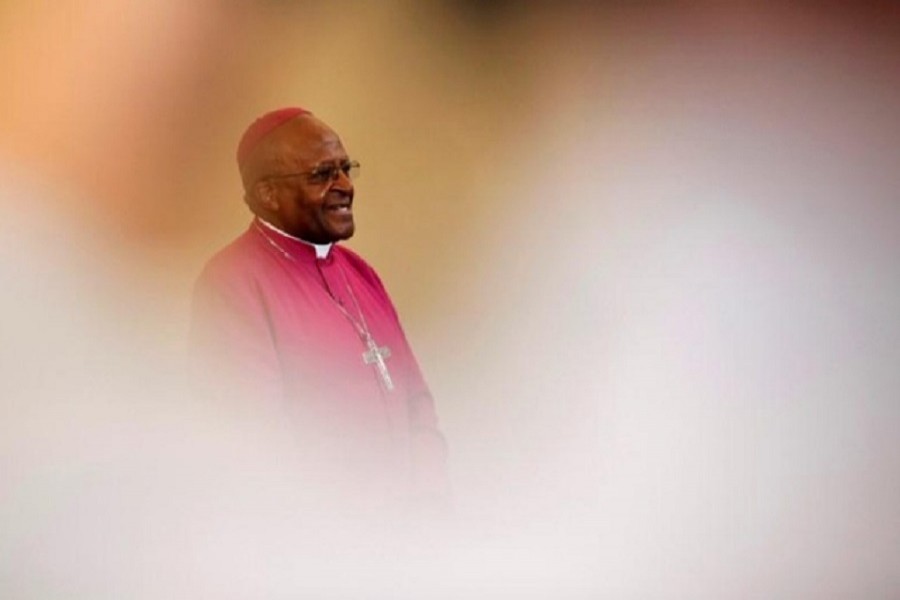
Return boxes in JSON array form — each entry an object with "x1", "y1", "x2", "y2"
[{"x1": 254, "y1": 223, "x2": 394, "y2": 392}]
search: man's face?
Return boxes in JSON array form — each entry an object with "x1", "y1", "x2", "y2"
[{"x1": 259, "y1": 117, "x2": 356, "y2": 244}]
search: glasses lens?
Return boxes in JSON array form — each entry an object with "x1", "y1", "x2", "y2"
[
  {"x1": 343, "y1": 161, "x2": 360, "y2": 180},
  {"x1": 305, "y1": 161, "x2": 360, "y2": 184},
  {"x1": 307, "y1": 166, "x2": 335, "y2": 184}
]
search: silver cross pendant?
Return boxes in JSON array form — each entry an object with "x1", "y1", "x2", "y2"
[{"x1": 362, "y1": 335, "x2": 394, "y2": 391}]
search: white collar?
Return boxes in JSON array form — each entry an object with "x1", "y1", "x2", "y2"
[{"x1": 257, "y1": 218, "x2": 333, "y2": 259}]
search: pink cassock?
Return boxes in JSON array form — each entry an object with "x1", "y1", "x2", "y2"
[{"x1": 190, "y1": 220, "x2": 449, "y2": 510}]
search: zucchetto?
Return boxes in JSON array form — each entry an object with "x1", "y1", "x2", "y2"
[{"x1": 236, "y1": 107, "x2": 311, "y2": 167}]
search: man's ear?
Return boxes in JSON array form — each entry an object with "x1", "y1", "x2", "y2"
[{"x1": 249, "y1": 181, "x2": 279, "y2": 211}]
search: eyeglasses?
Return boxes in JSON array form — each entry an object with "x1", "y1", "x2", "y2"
[{"x1": 262, "y1": 160, "x2": 360, "y2": 185}]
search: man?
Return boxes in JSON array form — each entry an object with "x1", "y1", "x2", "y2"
[{"x1": 191, "y1": 107, "x2": 449, "y2": 514}]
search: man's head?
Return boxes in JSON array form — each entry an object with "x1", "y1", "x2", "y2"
[{"x1": 238, "y1": 108, "x2": 357, "y2": 244}]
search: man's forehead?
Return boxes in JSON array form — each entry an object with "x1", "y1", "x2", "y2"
[
  {"x1": 278, "y1": 115, "x2": 339, "y2": 143},
  {"x1": 271, "y1": 117, "x2": 346, "y2": 162}
]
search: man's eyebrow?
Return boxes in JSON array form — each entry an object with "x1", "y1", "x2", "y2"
[{"x1": 312, "y1": 158, "x2": 351, "y2": 168}]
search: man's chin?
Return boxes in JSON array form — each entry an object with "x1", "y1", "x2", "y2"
[{"x1": 330, "y1": 224, "x2": 355, "y2": 242}]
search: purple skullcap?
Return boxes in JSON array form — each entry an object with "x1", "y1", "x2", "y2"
[{"x1": 236, "y1": 107, "x2": 311, "y2": 167}]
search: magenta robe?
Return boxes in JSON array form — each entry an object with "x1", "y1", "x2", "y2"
[{"x1": 191, "y1": 220, "x2": 449, "y2": 510}]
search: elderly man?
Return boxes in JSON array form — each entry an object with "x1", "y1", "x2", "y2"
[{"x1": 191, "y1": 107, "x2": 449, "y2": 513}]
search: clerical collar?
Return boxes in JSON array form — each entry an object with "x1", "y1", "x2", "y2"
[{"x1": 256, "y1": 218, "x2": 332, "y2": 259}]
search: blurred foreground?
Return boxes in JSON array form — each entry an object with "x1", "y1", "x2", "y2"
[{"x1": 2, "y1": 1, "x2": 900, "y2": 598}]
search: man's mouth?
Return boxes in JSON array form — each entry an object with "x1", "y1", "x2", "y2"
[
  {"x1": 325, "y1": 200, "x2": 352, "y2": 215},
  {"x1": 324, "y1": 189, "x2": 353, "y2": 212}
]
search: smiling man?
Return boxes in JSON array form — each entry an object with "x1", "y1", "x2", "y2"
[{"x1": 191, "y1": 108, "x2": 449, "y2": 515}]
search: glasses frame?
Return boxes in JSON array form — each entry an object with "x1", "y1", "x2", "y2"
[{"x1": 260, "y1": 160, "x2": 360, "y2": 186}]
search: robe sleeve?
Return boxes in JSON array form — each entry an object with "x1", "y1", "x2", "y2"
[
  {"x1": 406, "y1": 362, "x2": 453, "y2": 507},
  {"x1": 357, "y1": 260, "x2": 453, "y2": 506},
  {"x1": 189, "y1": 262, "x2": 285, "y2": 411}
]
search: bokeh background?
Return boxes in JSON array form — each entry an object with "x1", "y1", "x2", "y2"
[{"x1": 2, "y1": 1, "x2": 899, "y2": 598}]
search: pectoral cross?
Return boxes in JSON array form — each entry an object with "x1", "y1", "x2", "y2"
[{"x1": 362, "y1": 335, "x2": 394, "y2": 391}]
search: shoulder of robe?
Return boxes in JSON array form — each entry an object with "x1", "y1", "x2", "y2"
[
  {"x1": 194, "y1": 229, "x2": 269, "y2": 294},
  {"x1": 334, "y1": 246, "x2": 403, "y2": 324},
  {"x1": 334, "y1": 245, "x2": 387, "y2": 290}
]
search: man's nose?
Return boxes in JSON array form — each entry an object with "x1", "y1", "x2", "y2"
[{"x1": 330, "y1": 169, "x2": 353, "y2": 192}]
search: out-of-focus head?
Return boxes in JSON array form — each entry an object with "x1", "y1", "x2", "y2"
[{"x1": 238, "y1": 108, "x2": 357, "y2": 244}]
